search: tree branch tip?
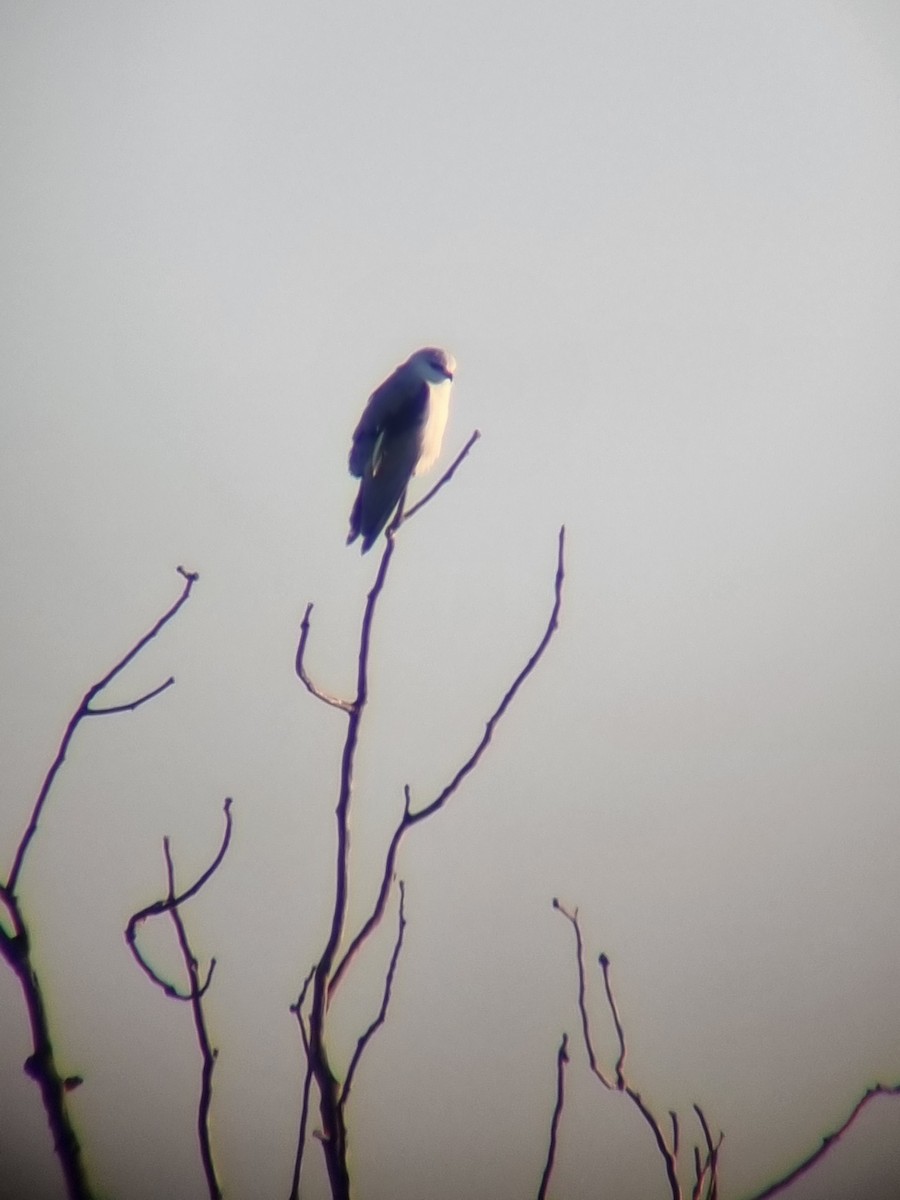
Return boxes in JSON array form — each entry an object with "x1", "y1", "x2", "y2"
[
  {"x1": 176, "y1": 566, "x2": 199, "y2": 583},
  {"x1": 598, "y1": 952, "x2": 610, "y2": 967}
]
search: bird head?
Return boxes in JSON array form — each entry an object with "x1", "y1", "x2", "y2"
[{"x1": 410, "y1": 347, "x2": 456, "y2": 382}]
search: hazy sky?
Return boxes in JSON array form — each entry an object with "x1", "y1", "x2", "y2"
[{"x1": 2, "y1": 3, "x2": 900, "y2": 1198}]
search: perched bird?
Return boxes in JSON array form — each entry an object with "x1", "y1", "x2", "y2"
[{"x1": 347, "y1": 347, "x2": 456, "y2": 552}]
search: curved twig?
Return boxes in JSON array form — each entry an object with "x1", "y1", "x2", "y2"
[
  {"x1": 125, "y1": 798, "x2": 234, "y2": 996},
  {"x1": 295, "y1": 604, "x2": 355, "y2": 711},
  {"x1": 125, "y1": 799, "x2": 232, "y2": 1200}
]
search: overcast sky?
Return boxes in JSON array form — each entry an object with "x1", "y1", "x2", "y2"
[{"x1": 3, "y1": 3, "x2": 900, "y2": 1199}]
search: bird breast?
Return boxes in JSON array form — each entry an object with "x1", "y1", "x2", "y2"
[{"x1": 414, "y1": 378, "x2": 452, "y2": 476}]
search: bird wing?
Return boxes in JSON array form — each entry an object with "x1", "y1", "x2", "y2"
[
  {"x1": 348, "y1": 362, "x2": 428, "y2": 478},
  {"x1": 348, "y1": 424, "x2": 423, "y2": 550}
]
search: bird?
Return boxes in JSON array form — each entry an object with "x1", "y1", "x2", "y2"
[{"x1": 347, "y1": 347, "x2": 456, "y2": 552}]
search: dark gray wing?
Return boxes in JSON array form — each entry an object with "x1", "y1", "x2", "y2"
[
  {"x1": 347, "y1": 372, "x2": 429, "y2": 551},
  {"x1": 348, "y1": 365, "x2": 428, "y2": 477}
]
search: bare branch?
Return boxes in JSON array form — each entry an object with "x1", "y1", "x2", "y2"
[
  {"x1": 125, "y1": 799, "x2": 233, "y2": 1000},
  {"x1": 0, "y1": 901, "x2": 93, "y2": 1200},
  {"x1": 295, "y1": 603, "x2": 354, "y2": 712},
  {"x1": 304, "y1": 522, "x2": 402, "y2": 1200},
  {"x1": 341, "y1": 879, "x2": 407, "y2": 1112},
  {"x1": 598, "y1": 952, "x2": 627, "y2": 1088},
  {"x1": 289, "y1": 967, "x2": 317, "y2": 1200},
  {"x1": 537, "y1": 1033, "x2": 570, "y2": 1200},
  {"x1": 743, "y1": 1083, "x2": 900, "y2": 1200},
  {"x1": 161, "y1": 838, "x2": 222, "y2": 1200},
  {"x1": 6, "y1": 566, "x2": 198, "y2": 895},
  {"x1": 405, "y1": 525, "x2": 565, "y2": 826},
  {"x1": 86, "y1": 676, "x2": 175, "y2": 715},
  {"x1": 331, "y1": 531, "x2": 566, "y2": 997},
  {"x1": 555, "y1": 903, "x2": 683, "y2": 1200},
  {"x1": 624, "y1": 1085, "x2": 682, "y2": 1200},
  {"x1": 552, "y1": 900, "x2": 613, "y2": 1088},
  {"x1": 300, "y1": 445, "x2": 561, "y2": 1197},
  {"x1": 401, "y1": 429, "x2": 481, "y2": 523},
  {"x1": 692, "y1": 1104, "x2": 721, "y2": 1200}
]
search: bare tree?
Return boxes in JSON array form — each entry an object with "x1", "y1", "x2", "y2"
[
  {"x1": 3, "y1": 470, "x2": 898, "y2": 1199},
  {"x1": 0, "y1": 566, "x2": 198, "y2": 1200},
  {"x1": 292, "y1": 430, "x2": 566, "y2": 1198}
]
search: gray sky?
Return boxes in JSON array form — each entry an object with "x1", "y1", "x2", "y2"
[{"x1": 2, "y1": 3, "x2": 900, "y2": 1198}]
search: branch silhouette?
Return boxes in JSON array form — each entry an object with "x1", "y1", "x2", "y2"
[
  {"x1": 554, "y1": 901, "x2": 722, "y2": 1200},
  {"x1": 0, "y1": 566, "x2": 198, "y2": 1200},
  {"x1": 743, "y1": 1082, "x2": 900, "y2": 1200},
  {"x1": 125, "y1": 798, "x2": 233, "y2": 1200},
  {"x1": 293, "y1": 436, "x2": 565, "y2": 1199},
  {"x1": 537, "y1": 1033, "x2": 570, "y2": 1200}
]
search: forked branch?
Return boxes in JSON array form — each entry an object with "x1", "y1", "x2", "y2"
[
  {"x1": 125, "y1": 798, "x2": 233, "y2": 1200},
  {"x1": 555, "y1": 901, "x2": 721, "y2": 1200},
  {"x1": 330, "y1": 527, "x2": 566, "y2": 996},
  {"x1": 6, "y1": 565, "x2": 198, "y2": 896},
  {"x1": 296, "y1": 436, "x2": 564, "y2": 1200},
  {"x1": 0, "y1": 566, "x2": 199, "y2": 1200}
]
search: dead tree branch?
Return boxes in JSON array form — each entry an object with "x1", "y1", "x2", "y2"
[
  {"x1": 401, "y1": 429, "x2": 481, "y2": 523},
  {"x1": 7, "y1": 565, "x2": 198, "y2": 896},
  {"x1": 330, "y1": 526, "x2": 566, "y2": 997},
  {"x1": 288, "y1": 966, "x2": 317, "y2": 1200},
  {"x1": 340, "y1": 879, "x2": 407, "y2": 1113},
  {"x1": 295, "y1": 435, "x2": 564, "y2": 1199},
  {"x1": 743, "y1": 1082, "x2": 900, "y2": 1200},
  {"x1": 125, "y1": 798, "x2": 233, "y2": 1200},
  {"x1": 537, "y1": 1033, "x2": 570, "y2": 1200},
  {"x1": 0, "y1": 566, "x2": 198, "y2": 1200},
  {"x1": 555, "y1": 902, "x2": 722, "y2": 1200},
  {"x1": 125, "y1": 798, "x2": 233, "y2": 999}
]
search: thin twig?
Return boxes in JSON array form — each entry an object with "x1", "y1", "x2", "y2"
[
  {"x1": 86, "y1": 676, "x2": 175, "y2": 715},
  {"x1": 537, "y1": 1033, "x2": 570, "y2": 1200},
  {"x1": 624, "y1": 1085, "x2": 682, "y2": 1200},
  {"x1": 340, "y1": 879, "x2": 407, "y2": 1111},
  {"x1": 6, "y1": 566, "x2": 198, "y2": 895},
  {"x1": 555, "y1": 903, "x2": 683, "y2": 1200},
  {"x1": 552, "y1": 900, "x2": 613, "y2": 1088},
  {"x1": 295, "y1": 604, "x2": 354, "y2": 711},
  {"x1": 331, "y1": 529, "x2": 566, "y2": 996},
  {"x1": 125, "y1": 799, "x2": 234, "y2": 998},
  {"x1": 288, "y1": 967, "x2": 317, "y2": 1200},
  {"x1": 401, "y1": 430, "x2": 481, "y2": 523},
  {"x1": 743, "y1": 1083, "x2": 900, "y2": 1200},
  {"x1": 162, "y1": 839, "x2": 223, "y2": 1200},
  {"x1": 598, "y1": 952, "x2": 627, "y2": 1088},
  {"x1": 0, "y1": 566, "x2": 198, "y2": 1200},
  {"x1": 692, "y1": 1104, "x2": 721, "y2": 1200}
]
